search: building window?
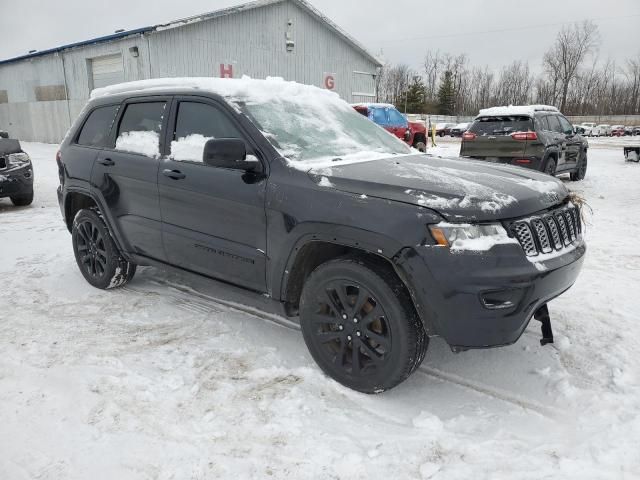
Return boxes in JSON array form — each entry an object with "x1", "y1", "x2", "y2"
[
  {"x1": 34, "y1": 85, "x2": 67, "y2": 101},
  {"x1": 89, "y1": 53, "x2": 125, "y2": 90}
]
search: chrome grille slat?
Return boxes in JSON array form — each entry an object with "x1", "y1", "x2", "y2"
[
  {"x1": 511, "y1": 205, "x2": 582, "y2": 257},
  {"x1": 545, "y1": 216, "x2": 563, "y2": 250},
  {"x1": 532, "y1": 219, "x2": 552, "y2": 254}
]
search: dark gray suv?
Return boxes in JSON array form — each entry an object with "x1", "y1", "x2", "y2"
[
  {"x1": 461, "y1": 105, "x2": 588, "y2": 181},
  {"x1": 57, "y1": 79, "x2": 586, "y2": 393}
]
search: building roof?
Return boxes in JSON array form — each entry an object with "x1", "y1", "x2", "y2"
[{"x1": 0, "y1": 0, "x2": 382, "y2": 67}]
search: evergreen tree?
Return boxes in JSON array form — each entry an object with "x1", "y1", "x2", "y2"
[
  {"x1": 437, "y1": 71, "x2": 456, "y2": 115},
  {"x1": 397, "y1": 77, "x2": 427, "y2": 114}
]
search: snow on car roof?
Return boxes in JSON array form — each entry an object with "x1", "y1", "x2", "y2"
[
  {"x1": 90, "y1": 76, "x2": 343, "y2": 105},
  {"x1": 351, "y1": 103, "x2": 397, "y2": 109},
  {"x1": 478, "y1": 105, "x2": 559, "y2": 117}
]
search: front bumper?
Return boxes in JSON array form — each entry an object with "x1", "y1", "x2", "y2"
[
  {"x1": 395, "y1": 240, "x2": 586, "y2": 349},
  {"x1": 0, "y1": 163, "x2": 34, "y2": 198}
]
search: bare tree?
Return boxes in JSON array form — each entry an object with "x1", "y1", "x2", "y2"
[{"x1": 543, "y1": 20, "x2": 600, "y2": 111}]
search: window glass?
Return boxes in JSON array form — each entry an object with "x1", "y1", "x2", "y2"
[
  {"x1": 387, "y1": 108, "x2": 408, "y2": 127},
  {"x1": 469, "y1": 116, "x2": 534, "y2": 136},
  {"x1": 115, "y1": 102, "x2": 167, "y2": 157},
  {"x1": 558, "y1": 116, "x2": 574, "y2": 135},
  {"x1": 547, "y1": 115, "x2": 564, "y2": 134},
  {"x1": 369, "y1": 107, "x2": 388, "y2": 126},
  {"x1": 171, "y1": 102, "x2": 245, "y2": 162},
  {"x1": 536, "y1": 115, "x2": 550, "y2": 131},
  {"x1": 77, "y1": 105, "x2": 119, "y2": 147}
]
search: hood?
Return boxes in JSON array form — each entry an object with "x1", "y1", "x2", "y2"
[
  {"x1": 309, "y1": 154, "x2": 569, "y2": 222},
  {"x1": 408, "y1": 120, "x2": 426, "y2": 133}
]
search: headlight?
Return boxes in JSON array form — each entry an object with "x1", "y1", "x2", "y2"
[{"x1": 429, "y1": 223, "x2": 516, "y2": 251}]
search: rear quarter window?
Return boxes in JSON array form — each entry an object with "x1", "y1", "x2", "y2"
[
  {"x1": 470, "y1": 116, "x2": 534, "y2": 136},
  {"x1": 76, "y1": 105, "x2": 120, "y2": 148}
]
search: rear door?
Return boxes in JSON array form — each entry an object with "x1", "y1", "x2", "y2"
[
  {"x1": 158, "y1": 97, "x2": 268, "y2": 292},
  {"x1": 91, "y1": 97, "x2": 169, "y2": 261},
  {"x1": 461, "y1": 116, "x2": 531, "y2": 161}
]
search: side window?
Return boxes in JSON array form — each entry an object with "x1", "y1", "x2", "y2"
[
  {"x1": 369, "y1": 108, "x2": 388, "y2": 126},
  {"x1": 536, "y1": 115, "x2": 550, "y2": 132},
  {"x1": 171, "y1": 102, "x2": 244, "y2": 162},
  {"x1": 387, "y1": 108, "x2": 408, "y2": 127},
  {"x1": 547, "y1": 115, "x2": 563, "y2": 134},
  {"x1": 77, "y1": 105, "x2": 120, "y2": 148},
  {"x1": 115, "y1": 102, "x2": 167, "y2": 157},
  {"x1": 558, "y1": 116, "x2": 574, "y2": 135}
]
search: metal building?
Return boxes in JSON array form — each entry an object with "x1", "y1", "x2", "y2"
[{"x1": 0, "y1": 0, "x2": 382, "y2": 143}]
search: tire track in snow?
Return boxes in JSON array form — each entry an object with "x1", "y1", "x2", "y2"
[{"x1": 123, "y1": 277, "x2": 563, "y2": 419}]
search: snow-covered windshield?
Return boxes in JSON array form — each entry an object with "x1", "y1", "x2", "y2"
[{"x1": 240, "y1": 98, "x2": 411, "y2": 164}]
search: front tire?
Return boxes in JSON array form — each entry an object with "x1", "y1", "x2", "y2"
[
  {"x1": 299, "y1": 257, "x2": 428, "y2": 394},
  {"x1": 10, "y1": 191, "x2": 34, "y2": 206},
  {"x1": 570, "y1": 152, "x2": 588, "y2": 181},
  {"x1": 72, "y1": 209, "x2": 136, "y2": 290},
  {"x1": 543, "y1": 157, "x2": 557, "y2": 176}
]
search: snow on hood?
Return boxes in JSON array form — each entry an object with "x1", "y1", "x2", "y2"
[{"x1": 309, "y1": 154, "x2": 569, "y2": 222}]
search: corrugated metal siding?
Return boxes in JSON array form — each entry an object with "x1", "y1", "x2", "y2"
[
  {"x1": 148, "y1": 1, "x2": 378, "y2": 101},
  {"x1": 0, "y1": 0, "x2": 378, "y2": 142}
]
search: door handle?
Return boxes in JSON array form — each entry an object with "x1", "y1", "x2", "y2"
[
  {"x1": 98, "y1": 158, "x2": 115, "y2": 167},
  {"x1": 163, "y1": 169, "x2": 186, "y2": 180}
]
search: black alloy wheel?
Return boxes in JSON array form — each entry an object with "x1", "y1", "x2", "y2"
[
  {"x1": 300, "y1": 258, "x2": 428, "y2": 393},
  {"x1": 72, "y1": 209, "x2": 136, "y2": 290}
]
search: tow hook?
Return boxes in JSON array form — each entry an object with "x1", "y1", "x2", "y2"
[{"x1": 534, "y1": 305, "x2": 554, "y2": 346}]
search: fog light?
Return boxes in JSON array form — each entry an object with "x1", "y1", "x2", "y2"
[{"x1": 480, "y1": 289, "x2": 523, "y2": 310}]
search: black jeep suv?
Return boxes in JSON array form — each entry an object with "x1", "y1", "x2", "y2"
[
  {"x1": 0, "y1": 136, "x2": 34, "y2": 206},
  {"x1": 57, "y1": 79, "x2": 586, "y2": 393},
  {"x1": 461, "y1": 105, "x2": 588, "y2": 181}
]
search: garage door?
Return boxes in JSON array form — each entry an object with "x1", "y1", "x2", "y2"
[{"x1": 91, "y1": 54, "x2": 124, "y2": 89}]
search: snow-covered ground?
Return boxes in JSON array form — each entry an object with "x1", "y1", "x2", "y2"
[{"x1": 1, "y1": 139, "x2": 639, "y2": 479}]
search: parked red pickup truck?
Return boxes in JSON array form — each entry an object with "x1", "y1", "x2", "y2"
[{"x1": 353, "y1": 103, "x2": 427, "y2": 151}]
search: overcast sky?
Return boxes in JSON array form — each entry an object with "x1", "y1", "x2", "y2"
[{"x1": 2, "y1": 0, "x2": 639, "y2": 72}]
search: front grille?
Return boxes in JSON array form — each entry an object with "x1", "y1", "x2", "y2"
[{"x1": 510, "y1": 205, "x2": 582, "y2": 257}]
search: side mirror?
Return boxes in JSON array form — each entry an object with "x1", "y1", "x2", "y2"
[
  {"x1": 202, "y1": 138, "x2": 261, "y2": 172},
  {"x1": 0, "y1": 131, "x2": 8, "y2": 139}
]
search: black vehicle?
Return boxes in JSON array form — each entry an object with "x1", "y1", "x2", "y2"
[
  {"x1": 460, "y1": 106, "x2": 589, "y2": 181},
  {"x1": 0, "y1": 137, "x2": 34, "y2": 206},
  {"x1": 57, "y1": 79, "x2": 586, "y2": 393},
  {"x1": 449, "y1": 123, "x2": 470, "y2": 137}
]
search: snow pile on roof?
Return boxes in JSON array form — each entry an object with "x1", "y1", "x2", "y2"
[
  {"x1": 91, "y1": 76, "x2": 340, "y2": 104},
  {"x1": 351, "y1": 103, "x2": 396, "y2": 109},
  {"x1": 478, "y1": 105, "x2": 559, "y2": 117}
]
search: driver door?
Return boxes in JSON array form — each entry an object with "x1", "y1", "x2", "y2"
[{"x1": 158, "y1": 97, "x2": 268, "y2": 292}]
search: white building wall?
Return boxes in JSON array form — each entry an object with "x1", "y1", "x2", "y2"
[{"x1": 0, "y1": 0, "x2": 379, "y2": 143}]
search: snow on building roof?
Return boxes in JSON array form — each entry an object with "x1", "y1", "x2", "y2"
[
  {"x1": 0, "y1": 0, "x2": 382, "y2": 67},
  {"x1": 478, "y1": 105, "x2": 559, "y2": 117}
]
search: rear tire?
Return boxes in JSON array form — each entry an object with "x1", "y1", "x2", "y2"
[
  {"x1": 72, "y1": 209, "x2": 136, "y2": 290},
  {"x1": 299, "y1": 257, "x2": 428, "y2": 394},
  {"x1": 10, "y1": 191, "x2": 34, "y2": 206}
]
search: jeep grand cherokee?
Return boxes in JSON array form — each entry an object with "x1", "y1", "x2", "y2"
[{"x1": 57, "y1": 78, "x2": 586, "y2": 393}]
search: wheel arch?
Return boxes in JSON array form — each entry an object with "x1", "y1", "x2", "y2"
[
  {"x1": 279, "y1": 237, "x2": 435, "y2": 335},
  {"x1": 63, "y1": 189, "x2": 130, "y2": 259}
]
